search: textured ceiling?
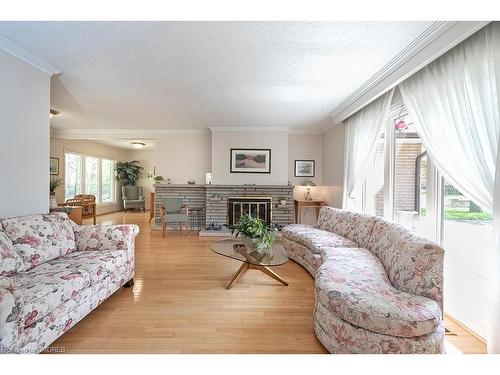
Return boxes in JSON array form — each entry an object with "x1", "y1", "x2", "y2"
[{"x1": 0, "y1": 21, "x2": 433, "y2": 132}]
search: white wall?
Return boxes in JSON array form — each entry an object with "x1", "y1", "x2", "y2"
[
  {"x1": 322, "y1": 124, "x2": 345, "y2": 208},
  {"x1": 288, "y1": 133, "x2": 324, "y2": 224},
  {"x1": 50, "y1": 138, "x2": 131, "y2": 215},
  {"x1": 288, "y1": 133, "x2": 323, "y2": 187},
  {"x1": 154, "y1": 133, "x2": 212, "y2": 185},
  {"x1": 0, "y1": 49, "x2": 50, "y2": 218},
  {"x1": 211, "y1": 130, "x2": 288, "y2": 185}
]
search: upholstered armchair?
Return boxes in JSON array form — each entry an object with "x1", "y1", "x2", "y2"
[
  {"x1": 122, "y1": 186, "x2": 146, "y2": 212},
  {"x1": 160, "y1": 197, "x2": 189, "y2": 237}
]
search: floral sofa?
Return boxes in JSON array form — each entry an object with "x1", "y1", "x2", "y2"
[
  {"x1": 0, "y1": 212, "x2": 139, "y2": 353},
  {"x1": 282, "y1": 206, "x2": 444, "y2": 354}
]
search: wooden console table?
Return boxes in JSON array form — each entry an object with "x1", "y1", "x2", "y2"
[{"x1": 294, "y1": 199, "x2": 325, "y2": 224}]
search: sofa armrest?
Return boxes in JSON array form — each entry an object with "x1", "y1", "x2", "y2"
[
  {"x1": 73, "y1": 224, "x2": 139, "y2": 253},
  {"x1": 0, "y1": 277, "x2": 21, "y2": 353}
]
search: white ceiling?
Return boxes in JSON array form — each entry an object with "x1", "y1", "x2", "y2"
[{"x1": 0, "y1": 21, "x2": 434, "y2": 133}]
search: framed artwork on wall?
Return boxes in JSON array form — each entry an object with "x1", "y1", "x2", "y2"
[
  {"x1": 294, "y1": 160, "x2": 315, "y2": 177},
  {"x1": 230, "y1": 148, "x2": 271, "y2": 174},
  {"x1": 49, "y1": 157, "x2": 60, "y2": 175}
]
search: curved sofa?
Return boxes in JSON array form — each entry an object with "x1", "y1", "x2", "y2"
[{"x1": 282, "y1": 206, "x2": 444, "y2": 354}]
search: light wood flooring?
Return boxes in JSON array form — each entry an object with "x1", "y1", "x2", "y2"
[{"x1": 49, "y1": 211, "x2": 486, "y2": 354}]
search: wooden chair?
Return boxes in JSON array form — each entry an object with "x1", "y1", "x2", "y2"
[
  {"x1": 160, "y1": 198, "x2": 189, "y2": 237},
  {"x1": 65, "y1": 194, "x2": 97, "y2": 224}
]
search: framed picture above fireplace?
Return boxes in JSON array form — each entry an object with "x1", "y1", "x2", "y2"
[
  {"x1": 230, "y1": 148, "x2": 271, "y2": 174},
  {"x1": 294, "y1": 160, "x2": 315, "y2": 177}
]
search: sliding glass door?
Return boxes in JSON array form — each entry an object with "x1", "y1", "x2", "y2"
[
  {"x1": 353, "y1": 102, "x2": 492, "y2": 338},
  {"x1": 441, "y1": 179, "x2": 492, "y2": 337}
]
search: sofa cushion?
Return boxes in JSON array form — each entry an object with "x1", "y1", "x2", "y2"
[
  {"x1": 381, "y1": 234, "x2": 444, "y2": 310},
  {"x1": 73, "y1": 224, "x2": 138, "y2": 252},
  {"x1": 1, "y1": 213, "x2": 76, "y2": 270},
  {"x1": 11, "y1": 262, "x2": 91, "y2": 328},
  {"x1": 47, "y1": 250, "x2": 129, "y2": 284},
  {"x1": 0, "y1": 230, "x2": 25, "y2": 276},
  {"x1": 317, "y1": 207, "x2": 377, "y2": 248},
  {"x1": 315, "y1": 247, "x2": 441, "y2": 338},
  {"x1": 367, "y1": 218, "x2": 413, "y2": 261},
  {"x1": 282, "y1": 224, "x2": 358, "y2": 254}
]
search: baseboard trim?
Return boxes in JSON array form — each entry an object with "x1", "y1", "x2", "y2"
[{"x1": 445, "y1": 313, "x2": 486, "y2": 344}]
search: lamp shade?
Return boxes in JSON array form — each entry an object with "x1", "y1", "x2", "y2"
[{"x1": 303, "y1": 180, "x2": 316, "y2": 187}]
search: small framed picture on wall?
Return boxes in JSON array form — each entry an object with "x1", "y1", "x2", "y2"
[
  {"x1": 49, "y1": 157, "x2": 59, "y2": 175},
  {"x1": 294, "y1": 160, "x2": 315, "y2": 177}
]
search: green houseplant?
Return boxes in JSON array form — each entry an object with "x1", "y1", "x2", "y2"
[
  {"x1": 232, "y1": 213, "x2": 276, "y2": 252},
  {"x1": 153, "y1": 175, "x2": 165, "y2": 184},
  {"x1": 49, "y1": 176, "x2": 64, "y2": 194},
  {"x1": 115, "y1": 161, "x2": 143, "y2": 186}
]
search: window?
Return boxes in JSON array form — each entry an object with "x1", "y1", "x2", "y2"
[
  {"x1": 364, "y1": 134, "x2": 385, "y2": 217},
  {"x1": 64, "y1": 152, "x2": 115, "y2": 204},
  {"x1": 393, "y1": 112, "x2": 425, "y2": 229},
  {"x1": 442, "y1": 180, "x2": 492, "y2": 335},
  {"x1": 65, "y1": 153, "x2": 82, "y2": 201},
  {"x1": 101, "y1": 159, "x2": 114, "y2": 203},
  {"x1": 415, "y1": 151, "x2": 427, "y2": 217},
  {"x1": 84, "y1": 156, "x2": 99, "y2": 200}
]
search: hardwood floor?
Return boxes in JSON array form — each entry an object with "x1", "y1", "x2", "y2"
[{"x1": 49, "y1": 211, "x2": 486, "y2": 354}]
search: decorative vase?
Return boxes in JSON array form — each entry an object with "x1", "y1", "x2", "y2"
[{"x1": 49, "y1": 193, "x2": 58, "y2": 209}]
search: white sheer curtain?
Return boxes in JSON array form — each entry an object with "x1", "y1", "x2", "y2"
[
  {"x1": 399, "y1": 22, "x2": 500, "y2": 353},
  {"x1": 343, "y1": 88, "x2": 394, "y2": 211}
]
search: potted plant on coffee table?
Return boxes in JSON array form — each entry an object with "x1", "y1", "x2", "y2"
[{"x1": 231, "y1": 213, "x2": 276, "y2": 253}]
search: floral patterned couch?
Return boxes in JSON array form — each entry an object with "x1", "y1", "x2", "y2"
[
  {"x1": 282, "y1": 206, "x2": 444, "y2": 354},
  {"x1": 0, "y1": 212, "x2": 139, "y2": 353}
]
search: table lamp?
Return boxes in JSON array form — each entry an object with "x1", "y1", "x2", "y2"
[{"x1": 303, "y1": 180, "x2": 315, "y2": 200}]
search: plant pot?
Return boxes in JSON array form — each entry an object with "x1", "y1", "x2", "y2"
[
  {"x1": 242, "y1": 236, "x2": 271, "y2": 253},
  {"x1": 49, "y1": 193, "x2": 58, "y2": 209}
]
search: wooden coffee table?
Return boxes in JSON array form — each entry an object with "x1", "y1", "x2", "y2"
[{"x1": 210, "y1": 238, "x2": 289, "y2": 289}]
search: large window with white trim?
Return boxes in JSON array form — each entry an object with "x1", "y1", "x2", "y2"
[{"x1": 64, "y1": 152, "x2": 116, "y2": 204}]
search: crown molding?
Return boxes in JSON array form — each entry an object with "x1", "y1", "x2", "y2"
[
  {"x1": 51, "y1": 126, "x2": 330, "y2": 139},
  {"x1": 50, "y1": 128, "x2": 210, "y2": 139},
  {"x1": 288, "y1": 129, "x2": 324, "y2": 135},
  {"x1": 0, "y1": 34, "x2": 61, "y2": 76},
  {"x1": 209, "y1": 126, "x2": 291, "y2": 132},
  {"x1": 329, "y1": 21, "x2": 489, "y2": 124}
]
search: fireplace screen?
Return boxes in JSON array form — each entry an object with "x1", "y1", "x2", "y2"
[{"x1": 227, "y1": 197, "x2": 272, "y2": 227}]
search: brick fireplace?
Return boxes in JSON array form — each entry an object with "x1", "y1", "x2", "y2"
[{"x1": 154, "y1": 184, "x2": 294, "y2": 234}]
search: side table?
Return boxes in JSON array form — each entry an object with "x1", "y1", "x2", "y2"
[{"x1": 294, "y1": 199, "x2": 325, "y2": 224}]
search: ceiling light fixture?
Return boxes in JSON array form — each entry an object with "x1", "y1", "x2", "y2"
[
  {"x1": 49, "y1": 109, "x2": 59, "y2": 118},
  {"x1": 131, "y1": 142, "x2": 146, "y2": 149}
]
